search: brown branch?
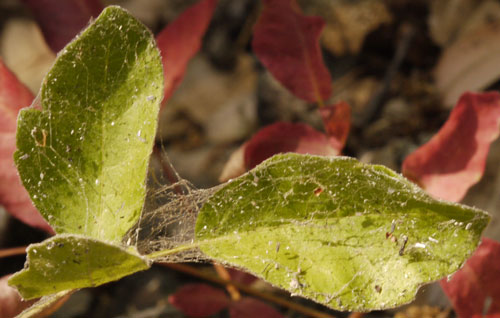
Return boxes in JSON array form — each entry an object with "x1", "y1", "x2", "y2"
[
  {"x1": 0, "y1": 246, "x2": 27, "y2": 258},
  {"x1": 213, "y1": 263, "x2": 242, "y2": 301}
]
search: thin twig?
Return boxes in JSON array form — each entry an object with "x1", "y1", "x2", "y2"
[
  {"x1": 0, "y1": 246, "x2": 27, "y2": 258},
  {"x1": 213, "y1": 263, "x2": 242, "y2": 301},
  {"x1": 162, "y1": 263, "x2": 337, "y2": 318}
]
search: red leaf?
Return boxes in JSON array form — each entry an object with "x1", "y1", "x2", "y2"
[
  {"x1": 244, "y1": 122, "x2": 340, "y2": 170},
  {"x1": 252, "y1": 0, "x2": 332, "y2": 103},
  {"x1": 0, "y1": 275, "x2": 35, "y2": 318},
  {"x1": 156, "y1": 0, "x2": 217, "y2": 105},
  {"x1": 230, "y1": 297, "x2": 283, "y2": 318},
  {"x1": 169, "y1": 283, "x2": 230, "y2": 317},
  {"x1": 227, "y1": 268, "x2": 258, "y2": 286},
  {"x1": 402, "y1": 92, "x2": 500, "y2": 202},
  {"x1": 0, "y1": 59, "x2": 52, "y2": 232},
  {"x1": 440, "y1": 238, "x2": 500, "y2": 318},
  {"x1": 20, "y1": 0, "x2": 103, "y2": 53},
  {"x1": 320, "y1": 101, "x2": 351, "y2": 149},
  {"x1": 219, "y1": 122, "x2": 342, "y2": 182}
]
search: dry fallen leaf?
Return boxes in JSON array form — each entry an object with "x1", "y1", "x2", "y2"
[
  {"x1": 0, "y1": 20, "x2": 55, "y2": 93},
  {"x1": 434, "y1": 22, "x2": 500, "y2": 107},
  {"x1": 298, "y1": 0, "x2": 392, "y2": 56},
  {"x1": 428, "y1": 0, "x2": 480, "y2": 47}
]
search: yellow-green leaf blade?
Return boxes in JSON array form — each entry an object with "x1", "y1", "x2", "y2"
[
  {"x1": 9, "y1": 234, "x2": 149, "y2": 300},
  {"x1": 14, "y1": 6, "x2": 163, "y2": 242},
  {"x1": 195, "y1": 153, "x2": 490, "y2": 311}
]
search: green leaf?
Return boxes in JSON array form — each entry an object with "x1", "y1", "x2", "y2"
[
  {"x1": 9, "y1": 6, "x2": 160, "y2": 302},
  {"x1": 195, "y1": 153, "x2": 490, "y2": 311},
  {"x1": 9, "y1": 234, "x2": 149, "y2": 300},
  {"x1": 14, "y1": 6, "x2": 163, "y2": 242}
]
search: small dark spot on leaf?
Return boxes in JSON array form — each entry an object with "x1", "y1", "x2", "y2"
[
  {"x1": 386, "y1": 231, "x2": 398, "y2": 243},
  {"x1": 399, "y1": 235, "x2": 408, "y2": 256},
  {"x1": 314, "y1": 187, "x2": 323, "y2": 196}
]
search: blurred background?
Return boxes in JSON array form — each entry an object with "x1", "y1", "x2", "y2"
[{"x1": 1, "y1": 0, "x2": 500, "y2": 317}]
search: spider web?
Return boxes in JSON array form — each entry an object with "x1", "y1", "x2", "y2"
[{"x1": 126, "y1": 151, "x2": 218, "y2": 263}]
